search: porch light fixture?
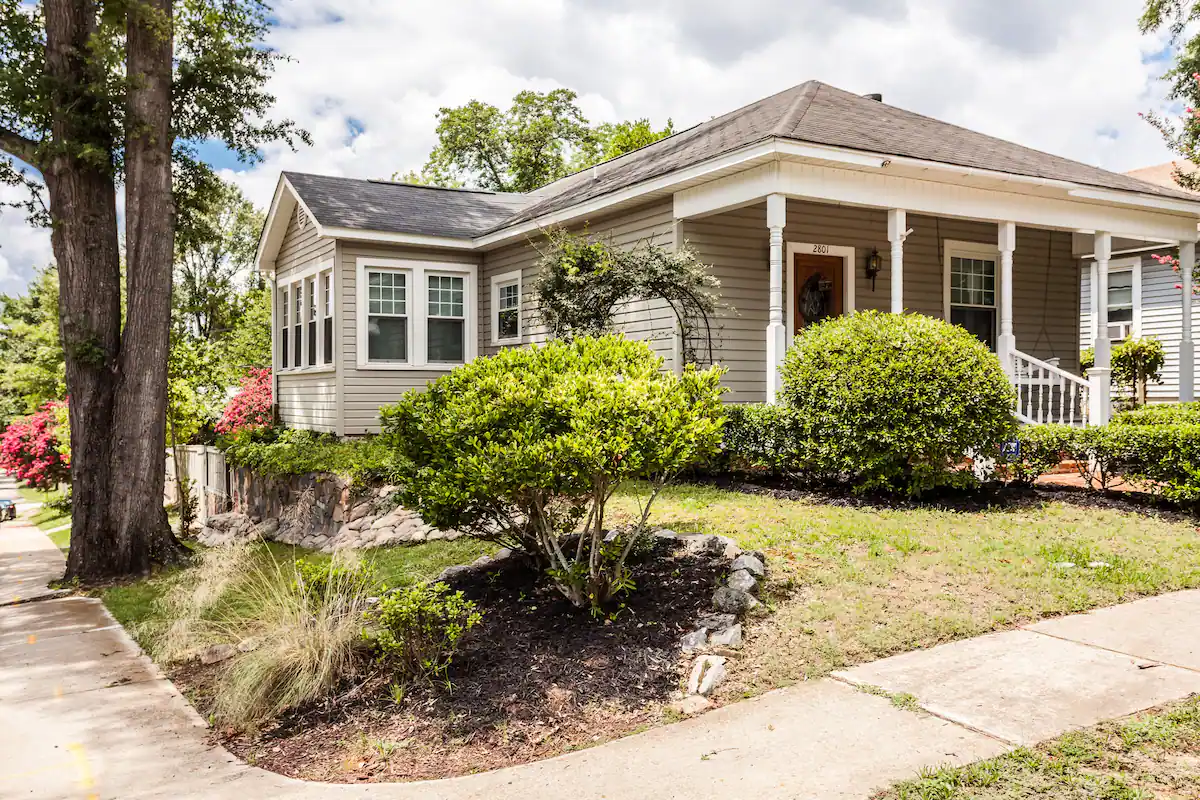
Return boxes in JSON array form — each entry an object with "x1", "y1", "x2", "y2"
[{"x1": 865, "y1": 248, "x2": 882, "y2": 290}]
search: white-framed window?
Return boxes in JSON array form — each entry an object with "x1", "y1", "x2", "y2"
[
  {"x1": 490, "y1": 270, "x2": 522, "y2": 345},
  {"x1": 275, "y1": 262, "x2": 335, "y2": 372},
  {"x1": 278, "y1": 284, "x2": 289, "y2": 369},
  {"x1": 356, "y1": 257, "x2": 477, "y2": 370},
  {"x1": 943, "y1": 241, "x2": 999, "y2": 350},
  {"x1": 1092, "y1": 256, "x2": 1142, "y2": 342},
  {"x1": 322, "y1": 271, "x2": 334, "y2": 365}
]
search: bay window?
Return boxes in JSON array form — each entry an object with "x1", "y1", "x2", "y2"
[
  {"x1": 357, "y1": 257, "x2": 476, "y2": 369},
  {"x1": 275, "y1": 263, "x2": 335, "y2": 372}
]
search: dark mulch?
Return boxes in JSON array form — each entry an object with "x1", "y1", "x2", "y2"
[
  {"x1": 212, "y1": 538, "x2": 728, "y2": 782},
  {"x1": 691, "y1": 471, "x2": 1200, "y2": 524}
]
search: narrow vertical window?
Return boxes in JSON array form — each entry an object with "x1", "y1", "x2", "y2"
[
  {"x1": 279, "y1": 285, "x2": 289, "y2": 370},
  {"x1": 427, "y1": 274, "x2": 465, "y2": 362},
  {"x1": 322, "y1": 271, "x2": 334, "y2": 365},
  {"x1": 306, "y1": 276, "x2": 317, "y2": 367},
  {"x1": 292, "y1": 283, "x2": 303, "y2": 368},
  {"x1": 366, "y1": 270, "x2": 408, "y2": 362}
]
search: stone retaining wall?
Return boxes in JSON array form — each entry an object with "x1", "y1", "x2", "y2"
[{"x1": 198, "y1": 469, "x2": 459, "y2": 552}]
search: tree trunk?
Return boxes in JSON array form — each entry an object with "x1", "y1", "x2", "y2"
[
  {"x1": 43, "y1": 0, "x2": 125, "y2": 581},
  {"x1": 109, "y1": 0, "x2": 186, "y2": 570}
]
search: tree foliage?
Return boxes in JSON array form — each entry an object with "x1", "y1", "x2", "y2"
[
  {"x1": 1140, "y1": 0, "x2": 1200, "y2": 191},
  {"x1": 0, "y1": 265, "x2": 63, "y2": 425},
  {"x1": 417, "y1": 88, "x2": 673, "y2": 192},
  {"x1": 381, "y1": 336, "x2": 726, "y2": 611},
  {"x1": 532, "y1": 230, "x2": 722, "y2": 365}
]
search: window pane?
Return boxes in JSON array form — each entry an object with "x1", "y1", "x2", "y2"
[
  {"x1": 950, "y1": 255, "x2": 996, "y2": 307},
  {"x1": 950, "y1": 306, "x2": 996, "y2": 350},
  {"x1": 1109, "y1": 308, "x2": 1134, "y2": 324},
  {"x1": 308, "y1": 320, "x2": 317, "y2": 365},
  {"x1": 498, "y1": 308, "x2": 518, "y2": 340},
  {"x1": 428, "y1": 275, "x2": 464, "y2": 317},
  {"x1": 428, "y1": 318, "x2": 464, "y2": 362},
  {"x1": 368, "y1": 316, "x2": 407, "y2": 361},
  {"x1": 279, "y1": 288, "x2": 289, "y2": 326},
  {"x1": 367, "y1": 270, "x2": 405, "y2": 316},
  {"x1": 280, "y1": 329, "x2": 288, "y2": 367},
  {"x1": 293, "y1": 324, "x2": 302, "y2": 368},
  {"x1": 323, "y1": 317, "x2": 334, "y2": 364},
  {"x1": 1109, "y1": 271, "x2": 1133, "y2": 290},
  {"x1": 499, "y1": 282, "x2": 519, "y2": 311},
  {"x1": 323, "y1": 273, "x2": 333, "y2": 317}
]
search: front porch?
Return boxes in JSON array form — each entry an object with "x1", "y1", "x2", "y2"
[{"x1": 674, "y1": 166, "x2": 1200, "y2": 425}]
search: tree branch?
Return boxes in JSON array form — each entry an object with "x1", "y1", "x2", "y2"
[{"x1": 0, "y1": 128, "x2": 42, "y2": 169}]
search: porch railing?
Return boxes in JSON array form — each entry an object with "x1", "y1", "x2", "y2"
[{"x1": 1008, "y1": 349, "x2": 1090, "y2": 427}]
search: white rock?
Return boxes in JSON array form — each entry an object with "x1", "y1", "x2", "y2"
[
  {"x1": 427, "y1": 530, "x2": 445, "y2": 541},
  {"x1": 727, "y1": 569, "x2": 758, "y2": 595},
  {"x1": 730, "y1": 554, "x2": 766, "y2": 578},
  {"x1": 680, "y1": 629, "x2": 708, "y2": 653},
  {"x1": 709, "y1": 623, "x2": 743, "y2": 648},
  {"x1": 672, "y1": 695, "x2": 712, "y2": 716},
  {"x1": 199, "y1": 643, "x2": 236, "y2": 665},
  {"x1": 409, "y1": 531, "x2": 426, "y2": 544},
  {"x1": 687, "y1": 655, "x2": 727, "y2": 696}
]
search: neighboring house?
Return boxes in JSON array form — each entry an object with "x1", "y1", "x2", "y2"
[
  {"x1": 1079, "y1": 162, "x2": 1200, "y2": 402},
  {"x1": 255, "y1": 81, "x2": 1200, "y2": 435}
]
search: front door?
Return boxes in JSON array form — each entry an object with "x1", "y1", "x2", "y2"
[{"x1": 793, "y1": 253, "x2": 843, "y2": 330}]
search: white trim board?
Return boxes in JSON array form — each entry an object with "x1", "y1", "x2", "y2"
[{"x1": 785, "y1": 241, "x2": 856, "y2": 345}]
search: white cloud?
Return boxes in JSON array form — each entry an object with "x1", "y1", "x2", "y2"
[{"x1": 0, "y1": 0, "x2": 1186, "y2": 295}]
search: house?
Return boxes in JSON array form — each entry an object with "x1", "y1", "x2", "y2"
[
  {"x1": 1079, "y1": 162, "x2": 1200, "y2": 402},
  {"x1": 254, "y1": 81, "x2": 1200, "y2": 435}
]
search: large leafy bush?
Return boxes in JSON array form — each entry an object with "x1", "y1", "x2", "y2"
[
  {"x1": 0, "y1": 399, "x2": 70, "y2": 489},
  {"x1": 381, "y1": 335, "x2": 726, "y2": 610},
  {"x1": 779, "y1": 311, "x2": 1016, "y2": 495}
]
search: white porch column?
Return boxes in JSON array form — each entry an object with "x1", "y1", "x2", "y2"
[
  {"x1": 1089, "y1": 231, "x2": 1113, "y2": 425},
  {"x1": 997, "y1": 222, "x2": 1016, "y2": 376},
  {"x1": 1181, "y1": 240, "x2": 1196, "y2": 402},
  {"x1": 766, "y1": 193, "x2": 787, "y2": 403},
  {"x1": 888, "y1": 209, "x2": 907, "y2": 313}
]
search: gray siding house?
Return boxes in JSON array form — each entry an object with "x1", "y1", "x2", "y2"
[
  {"x1": 1079, "y1": 163, "x2": 1200, "y2": 403},
  {"x1": 255, "y1": 81, "x2": 1200, "y2": 435}
]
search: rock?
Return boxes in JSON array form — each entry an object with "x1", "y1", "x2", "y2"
[
  {"x1": 696, "y1": 612, "x2": 736, "y2": 632},
  {"x1": 206, "y1": 512, "x2": 247, "y2": 532},
  {"x1": 1054, "y1": 561, "x2": 1077, "y2": 570},
  {"x1": 408, "y1": 531, "x2": 426, "y2": 544},
  {"x1": 492, "y1": 548, "x2": 513, "y2": 563},
  {"x1": 371, "y1": 513, "x2": 400, "y2": 530},
  {"x1": 348, "y1": 516, "x2": 371, "y2": 532},
  {"x1": 236, "y1": 637, "x2": 260, "y2": 653},
  {"x1": 687, "y1": 655, "x2": 727, "y2": 696},
  {"x1": 332, "y1": 505, "x2": 344, "y2": 523},
  {"x1": 683, "y1": 534, "x2": 739, "y2": 559},
  {"x1": 1087, "y1": 561, "x2": 1111, "y2": 569},
  {"x1": 199, "y1": 643, "x2": 236, "y2": 665},
  {"x1": 653, "y1": 527, "x2": 678, "y2": 540},
  {"x1": 445, "y1": 531, "x2": 462, "y2": 541},
  {"x1": 348, "y1": 501, "x2": 373, "y2": 522},
  {"x1": 471, "y1": 555, "x2": 493, "y2": 569},
  {"x1": 709, "y1": 623, "x2": 743, "y2": 648},
  {"x1": 730, "y1": 554, "x2": 766, "y2": 578},
  {"x1": 680, "y1": 629, "x2": 708, "y2": 653},
  {"x1": 257, "y1": 518, "x2": 280, "y2": 537},
  {"x1": 427, "y1": 530, "x2": 445, "y2": 542},
  {"x1": 378, "y1": 484, "x2": 398, "y2": 498},
  {"x1": 371, "y1": 526, "x2": 395, "y2": 542},
  {"x1": 713, "y1": 586, "x2": 759, "y2": 615},
  {"x1": 727, "y1": 569, "x2": 759, "y2": 595},
  {"x1": 672, "y1": 695, "x2": 712, "y2": 716},
  {"x1": 435, "y1": 564, "x2": 475, "y2": 585}
]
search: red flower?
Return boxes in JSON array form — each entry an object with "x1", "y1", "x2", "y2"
[{"x1": 216, "y1": 368, "x2": 273, "y2": 435}]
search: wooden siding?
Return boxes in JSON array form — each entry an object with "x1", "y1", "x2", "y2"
[
  {"x1": 685, "y1": 200, "x2": 1081, "y2": 403},
  {"x1": 1081, "y1": 251, "x2": 1196, "y2": 402},
  {"x1": 275, "y1": 205, "x2": 337, "y2": 431},
  {"x1": 479, "y1": 199, "x2": 678, "y2": 362},
  {"x1": 338, "y1": 242, "x2": 482, "y2": 436}
]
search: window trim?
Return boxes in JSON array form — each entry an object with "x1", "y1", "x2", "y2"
[
  {"x1": 1098, "y1": 256, "x2": 1142, "y2": 341},
  {"x1": 355, "y1": 257, "x2": 477, "y2": 371},
  {"x1": 275, "y1": 259, "x2": 336, "y2": 375},
  {"x1": 490, "y1": 269, "x2": 523, "y2": 345},
  {"x1": 363, "y1": 265, "x2": 413, "y2": 366},
  {"x1": 942, "y1": 240, "x2": 1000, "y2": 348}
]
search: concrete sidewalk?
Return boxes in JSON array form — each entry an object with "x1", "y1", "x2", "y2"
[{"x1": 2, "y1": 507, "x2": 1200, "y2": 800}]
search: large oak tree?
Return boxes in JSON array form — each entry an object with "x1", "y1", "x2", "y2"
[{"x1": 0, "y1": 0, "x2": 305, "y2": 581}]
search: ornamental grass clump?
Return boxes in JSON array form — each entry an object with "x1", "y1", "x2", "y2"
[
  {"x1": 780, "y1": 311, "x2": 1016, "y2": 495},
  {"x1": 381, "y1": 335, "x2": 726, "y2": 611}
]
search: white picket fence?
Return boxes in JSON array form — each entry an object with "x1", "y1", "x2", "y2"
[{"x1": 164, "y1": 445, "x2": 229, "y2": 523}]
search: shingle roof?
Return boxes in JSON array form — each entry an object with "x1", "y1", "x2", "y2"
[
  {"x1": 284, "y1": 82, "x2": 1199, "y2": 242},
  {"x1": 283, "y1": 172, "x2": 532, "y2": 238},
  {"x1": 496, "y1": 81, "x2": 1197, "y2": 229}
]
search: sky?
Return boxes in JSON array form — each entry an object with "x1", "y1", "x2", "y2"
[{"x1": 0, "y1": 0, "x2": 1187, "y2": 295}]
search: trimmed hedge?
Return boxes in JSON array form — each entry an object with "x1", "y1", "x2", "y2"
[{"x1": 1112, "y1": 402, "x2": 1200, "y2": 427}]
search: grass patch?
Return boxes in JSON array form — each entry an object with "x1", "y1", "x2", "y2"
[
  {"x1": 877, "y1": 697, "x2": 1200, "y2": 799},
  {"x1": 607, "y1": 483, "x2": 1200, "y2": 695},
  {"x1": 857, "y1": 683, "x2": 922, "y2": 713},
  {"x1": 16, "y1": 485, "x2": 71, "y2": 543}
]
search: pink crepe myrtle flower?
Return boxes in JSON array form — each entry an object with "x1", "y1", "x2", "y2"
[
  {"x1": 0, "y1": 400, "x2": 70, "y2": 490},
  {"x1": 216, "y1": 368, "x2": 273, "y2": 435}
]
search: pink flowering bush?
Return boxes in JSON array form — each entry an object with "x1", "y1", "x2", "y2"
[
  {"x1": 0, "y1": 400, "x2": 71, "y2": 489},
  {"x1": 216, "y1": 368, "x2": 273, "y2": 435}
]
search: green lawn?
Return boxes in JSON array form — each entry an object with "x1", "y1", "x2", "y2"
[
  {"x1": 607, "y1": 484, "x2": 1200, "y2": 696},
  {"x1": 878, "y1": 697, "x2": 1200, "y2": 799}
]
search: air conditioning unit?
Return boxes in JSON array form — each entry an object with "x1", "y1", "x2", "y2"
[{"x1": 1108, "y1": 321, "x2": 1132, "y2": 342}]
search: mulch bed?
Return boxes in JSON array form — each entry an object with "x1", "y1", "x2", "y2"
[
  {"x1": 190, "y1": 538, "x2": 728, "y2": 783},
  {"x1": 692, "y1": 472, "x2": 1200, "y2": 523}
]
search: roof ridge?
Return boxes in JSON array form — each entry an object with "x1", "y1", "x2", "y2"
[
  {"x1": 771, "y1": 81, "x2": 821, "y2": 138},
  {"x1": 283, "y1": 170, "x2": 528, "y2": 198}
]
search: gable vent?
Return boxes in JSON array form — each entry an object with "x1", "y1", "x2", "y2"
[{"x1": 297, "y1": 209, "x2": 310, "y2": 229}]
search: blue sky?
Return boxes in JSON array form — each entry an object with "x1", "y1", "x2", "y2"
[{"x1": 0, "y1": 0, "x2": 1185, "y2": 296}]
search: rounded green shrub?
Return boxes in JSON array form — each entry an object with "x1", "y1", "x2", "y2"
[{"x1": 779, "y1": 311, "x2": 1016, "y2": 495}]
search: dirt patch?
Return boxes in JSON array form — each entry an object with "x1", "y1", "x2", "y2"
[{"x1": 189, "y1": 539, "x2": 728, "y2": 782}]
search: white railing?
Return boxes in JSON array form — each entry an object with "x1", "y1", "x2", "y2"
[{"x1": 1009, "y1": 350, "x2": 1091, "y2": 427}]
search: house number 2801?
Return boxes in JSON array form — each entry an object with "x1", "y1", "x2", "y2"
[{"x1": 811, "y1": 244, "x2": 830, "y2": 254}]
